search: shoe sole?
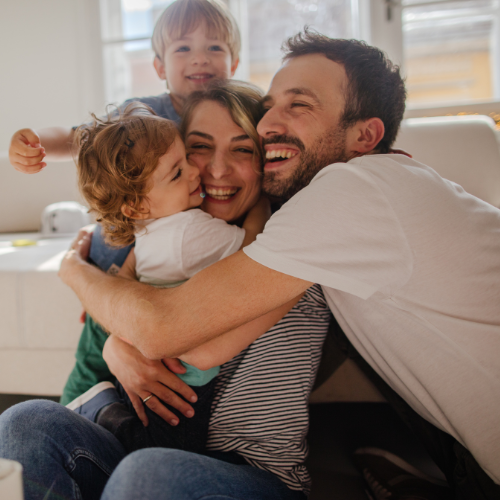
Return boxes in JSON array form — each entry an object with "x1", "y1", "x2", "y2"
[{"x1": 66, "y1": 381, "x2": 116, "y2": 410}]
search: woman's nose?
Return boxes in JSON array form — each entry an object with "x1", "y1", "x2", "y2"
[
  {"x1": 257, "y1": 106, "x2": 287, "y2": 138},
  {"x1": 207, "y1": 153, "x2": 231, "y2": 179}
]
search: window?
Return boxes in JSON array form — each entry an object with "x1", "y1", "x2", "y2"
[
  {"x1": 100, "y1": 0, "x2": 174, "y2": 105},
  {"x1": 403, "y1": 0, "x2": 500, "y2": 107}
]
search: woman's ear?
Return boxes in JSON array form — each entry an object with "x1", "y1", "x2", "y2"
[
  {"x1": 153, "y1": 56, "x2": 167, "y2": 81},
  {"x1": 121, "y1": 202, "x2": 148, "y2": 220},
  {"x1": 346, "y1": 118, "x2": 385, "y2": 154}
]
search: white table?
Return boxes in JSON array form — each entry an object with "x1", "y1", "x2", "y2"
[{"x1": 0, "y1": 233, "x2": 82, "y2": 395}]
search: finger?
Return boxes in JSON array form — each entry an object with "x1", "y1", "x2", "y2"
[
  {"x1": 12, "y1": 161, "x2": 46, "y2": 174},
  {"x1": 18, "y1": 129, "x2": 41, "y2": 147},
  {"x1": 152, "y1": 384, "x2": 195, "y2": 418},
  {"x1": 163, "y1": 358, "x2": 186, "y2": 374},
  {"x1": 13, "y1": 151, "x2": 46, "y2": 165},
  {"x1": 79, "y1": 310, "x2": 86, "y2": 323},
  {"x1": 129, "y1": 393, "x2": 149, "y2": 427},
  {"x1": 159, "y1": 371, "x2": 198, "y2": 404},
  {"x1": 144, "y1": 395, "x2": 179, "y2": 426}
]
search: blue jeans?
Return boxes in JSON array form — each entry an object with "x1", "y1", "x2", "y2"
[{"x1": 0, "y1": 400, "x2": 306, "y2": 500}]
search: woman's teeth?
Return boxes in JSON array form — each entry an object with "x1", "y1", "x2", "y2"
[
  {"x1": 265, "y1": 150, "x2": 297, "y2": 160},
  {"x1": 204, "y1": 187, "x2": 238, "y2": 200}
]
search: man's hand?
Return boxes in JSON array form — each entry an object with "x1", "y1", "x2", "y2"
[
  {"x1": 59, "y1": 226, "x2": 95, "y2": 285},
  {"x1": 103, "y1": 335, "x2": 198, "y2": 427},
  {"x1": 9, "y1": 129, "x2": 46, "y2": 173}
]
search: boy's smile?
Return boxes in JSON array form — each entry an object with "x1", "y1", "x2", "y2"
[{"x1": 154, "y1": 23, "x2": 239, "y2": 108}]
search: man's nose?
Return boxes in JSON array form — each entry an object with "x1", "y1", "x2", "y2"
[{"x1": 257, "y1": 107, "x2": 287, "y2": 137}]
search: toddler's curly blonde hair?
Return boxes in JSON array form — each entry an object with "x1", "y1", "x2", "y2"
[{"x1": 75, "y1": 103, "x2": 178, "y2": 247}]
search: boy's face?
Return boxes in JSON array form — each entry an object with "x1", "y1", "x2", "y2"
[
  {"x1": 154, "y1": 23, "x2": 239, "y2": 100},
  {"x1": 140, "y1": 137, "x2": 203, "y2": 219}
]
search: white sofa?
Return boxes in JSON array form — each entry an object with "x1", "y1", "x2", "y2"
[{"x1": 1, "y1": 115, "x2": 500, "y2": 398}]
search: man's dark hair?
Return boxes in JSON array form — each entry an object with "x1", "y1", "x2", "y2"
[{"x1": 283, "y1": 29, "x2": 406, "y2": 153}]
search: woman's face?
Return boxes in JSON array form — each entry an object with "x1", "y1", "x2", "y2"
[{"x1": 184, "y1": 101, "x2": 261, "y2": 222}]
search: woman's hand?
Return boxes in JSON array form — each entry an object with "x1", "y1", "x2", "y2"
[{"x1": 102, "y1": 335, "x2": 198, "y2": 427}]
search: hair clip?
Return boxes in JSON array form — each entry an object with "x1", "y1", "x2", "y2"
[{"x1": 124, "y1": 138, "x2": 135, "y2": 149}]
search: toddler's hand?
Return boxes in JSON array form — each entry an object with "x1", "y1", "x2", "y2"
[{"x1": 9, "y1": 128, "x2": 46, "y2": 174}]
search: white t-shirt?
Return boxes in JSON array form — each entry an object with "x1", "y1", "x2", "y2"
[
  {"x1": 244, "y1": 154, "x2": 500, "y2": 484},
  {"x1": 136, "y1": 209, "x2": 245, "y2": 286}
]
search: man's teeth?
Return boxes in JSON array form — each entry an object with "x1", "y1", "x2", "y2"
[
  {"x1": 265, "y1": 150, "x2": 297, "y2": 160},
  {"x1": 205, "y1": 187, "x2": 238, "y2": 200}
]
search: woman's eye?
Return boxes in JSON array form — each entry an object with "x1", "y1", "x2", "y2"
[
  {"x1": 190, "y1": 143, "x2": 210, "y2": 150},
  {"x1": 235, "y1": 148, "x2": 253, "y2": 154},
  {"x1": 172, "y1": 167, "x2": 182, "y2": 180}
]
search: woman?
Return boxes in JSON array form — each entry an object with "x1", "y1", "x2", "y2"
[{"x1": 0, "y1": 81, "x2": 330, "y2": 500}]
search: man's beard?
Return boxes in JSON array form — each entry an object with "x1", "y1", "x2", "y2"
[{"x1": 262, "y1": 125, "x2": 349, "y2": 203}]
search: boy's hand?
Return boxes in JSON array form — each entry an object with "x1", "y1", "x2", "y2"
[{"x1": 9, "y1": 129, "x2": 47, "y2": 173}]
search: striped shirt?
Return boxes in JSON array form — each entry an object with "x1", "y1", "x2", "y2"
[{"x1": 207, "y1": 284, "x2": 331, "y2": 495}]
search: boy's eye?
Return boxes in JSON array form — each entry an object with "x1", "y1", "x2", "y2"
[
  {"x1": 175, "y1": 45, "x2": 190, "y2": 53},
  {"x1": 209, "y1": 45, "x2": 224, "y2": 52},
  {"x1": 172, "y1": 167, "x2": 183, "y2": 180}
]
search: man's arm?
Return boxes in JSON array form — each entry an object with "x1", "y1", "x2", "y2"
[{"x1": 59, "y1": 230, "x2": 312, "y2": 360}]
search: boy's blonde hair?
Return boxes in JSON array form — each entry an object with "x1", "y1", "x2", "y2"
[
  {"x1": 152, "y1": 0, "x2": 241, "y2": 62},
  {"x1": 75, "y1": 103, "x2": 178, "y2": 247},
  {"x1": 181, "y1": 80, "x2": 265, "y2": 166}
]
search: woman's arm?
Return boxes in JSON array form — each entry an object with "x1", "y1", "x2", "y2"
[{"x1": 180, "y1": 293, "x2": 303, "y2": 370}]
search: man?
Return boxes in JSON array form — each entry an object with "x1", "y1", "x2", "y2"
[{"x1": 61, "y1": 31, "x2": 500, "y2": 499}]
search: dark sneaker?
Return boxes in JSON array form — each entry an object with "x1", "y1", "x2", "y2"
[
  {"x1": 66, "y1": 381, "x2": 121, "y2": 422},
  {"x1": 353, "y1": 447, "x2": 452, "y2": 500}
]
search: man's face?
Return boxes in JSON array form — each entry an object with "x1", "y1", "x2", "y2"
[{"x1": 257, "y1": 54, "x2": 351, "y2": 202}]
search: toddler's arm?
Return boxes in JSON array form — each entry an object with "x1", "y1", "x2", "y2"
[
  {"x1": 179, "y1": 292, "x2": 304, "y2": 370},
  {"x1": 9, "y1": 126, "x2": 75, "y2": 173},
  {"x1": 241, "y1": 196, "x2": 272, "y2": 247}
]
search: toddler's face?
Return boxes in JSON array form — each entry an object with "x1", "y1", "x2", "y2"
[
  {"x1": 155, "y1": 23, "x2": 238, "y2": 100},
  {"x1": 142, "y1": 136, "x2": 203, "y2": 218}
]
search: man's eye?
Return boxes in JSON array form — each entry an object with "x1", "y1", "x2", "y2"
[
  {"x1": 172, "y1": 167, "x2": 183, "y2": 180},
  {"x1": 291, "y1": 102, "x2": 308, "y2": 108}
]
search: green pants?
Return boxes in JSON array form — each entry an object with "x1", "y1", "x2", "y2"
[{"x1": 60, "y1": 316, "x2": 115, "y2": 405}]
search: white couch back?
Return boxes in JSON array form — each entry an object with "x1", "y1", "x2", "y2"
[
  {"x1": 395, "y1": 115, "x2": 500, "y2": 208},
  {"x1": 0, "y1": 152, "x2": 86, "y2": 233}
]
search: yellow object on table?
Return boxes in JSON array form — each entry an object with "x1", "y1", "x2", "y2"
[{"x1": 11, "y1": 239, "x2": 37, "y2": 247}]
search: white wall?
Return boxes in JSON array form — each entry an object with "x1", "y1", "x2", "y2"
[{"x1": 0, "y1": 0, "x2": 105, "y2": 152}]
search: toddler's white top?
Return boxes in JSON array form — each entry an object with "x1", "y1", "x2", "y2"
[{"x1": 136, "y1": 209, "x2": 245, "y2": 286}]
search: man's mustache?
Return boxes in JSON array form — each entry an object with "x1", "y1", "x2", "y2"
[{"x1": 261, "y1": 134, "x2": 305, "y2": 152}]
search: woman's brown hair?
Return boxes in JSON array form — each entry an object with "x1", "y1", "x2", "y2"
[{"x1": 75, "y1": 103, "x2": 178, "y2": 247}]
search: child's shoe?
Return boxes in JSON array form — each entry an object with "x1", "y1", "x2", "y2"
[{"x1": 66, "y1": 381, "x2": 121, "y2": 422}]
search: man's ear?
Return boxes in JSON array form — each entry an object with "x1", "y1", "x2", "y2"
[
  {"x1": 347, "y1": 118, "x2": 385, "y2": 154},
  {"x1": 121, "y1": 203, "x2": 148, "y2": 220},
  {"x1": 230, "y1": 58, "x2": 239, "y2": 77},
  {"x1": 153, "y1": 56, "x2": 167, "y2": 81}
]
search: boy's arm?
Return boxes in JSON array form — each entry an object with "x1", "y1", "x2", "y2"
[
  {"x1": 179, "y1": 293, "x2": 303, "y2": 370},
  {"x1": 240, "y1": 196, "x2": 272, "y2": 248},
  {"x1": 9, "y1": 127, "x2": 75, "y2": 173}
]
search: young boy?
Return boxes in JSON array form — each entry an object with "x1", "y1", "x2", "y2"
[{"x1": 8, "y1": 0, "x2": 242, "y2": 407}]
